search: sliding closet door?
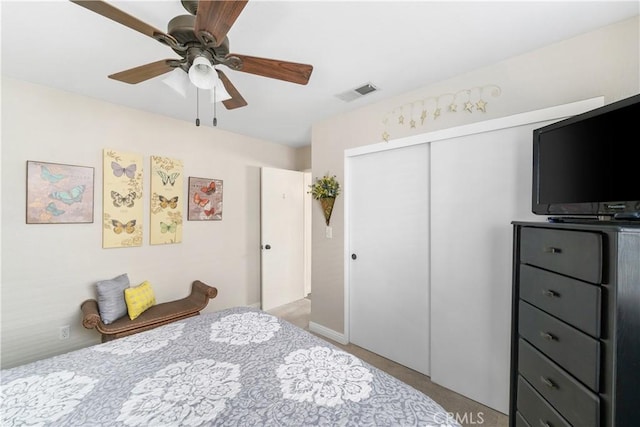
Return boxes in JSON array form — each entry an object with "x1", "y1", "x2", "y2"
[
  {"x1": 429, "y1": 97, "x2": 603, "y2": 413},
  {"x1": 348, "y1": 143, "x2": 430, "y2": 375},
  {"x1": 430, "y1": 120, "x2": 563, "y2": 413}
]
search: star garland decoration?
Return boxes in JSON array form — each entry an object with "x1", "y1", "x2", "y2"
[{"x1": 381, "y1": 84, "x2": 501, "y2": 142}]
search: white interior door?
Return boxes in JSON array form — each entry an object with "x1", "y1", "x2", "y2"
[
  {"x1": 261, "y1": 167, "x2": 305, "y2": 311},
  {"x1": 348, "y1": 143, "x2": 430, "y2": 375},
  {"x1": 303, "y1": 171, "x2": 312, "y2": 297}
]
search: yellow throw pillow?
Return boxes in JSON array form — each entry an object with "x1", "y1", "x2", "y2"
[{"x1": 124, "y1": 281, "x2": 156, "y2": 320}]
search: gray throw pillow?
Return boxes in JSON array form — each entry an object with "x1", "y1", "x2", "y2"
[{"x1": 95, "y1": 273, "x2": 130, "y2": 324}]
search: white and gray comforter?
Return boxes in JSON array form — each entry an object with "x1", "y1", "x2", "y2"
[{"x1": 1, "y1": 307, "x2": 459, "y2": 426}]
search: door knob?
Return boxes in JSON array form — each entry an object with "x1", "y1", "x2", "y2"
[
  {"x1": 265, "y1": 244, "x2": 271, "y2": 250},
  {"x1": 351, "y1": 253, "x2": 357, "y2": 260}
]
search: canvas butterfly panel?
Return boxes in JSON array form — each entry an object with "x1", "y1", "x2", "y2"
[
  {"x1": 150, "y1": 155, "x2": 183, "y2": 245},
  {"x1": 26, "y1": 161, "x2": 94, "y2": 224},
  {"x1": 188, "y1": 177, "x2": 223, "y2": 221},
  {"x1": 103, "y1": 149, "x2": 143, "y2": 248}
]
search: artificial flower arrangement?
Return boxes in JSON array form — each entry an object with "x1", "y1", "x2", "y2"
[
  {"x1": 308, "y1": 174, "x2": 341, "y2": 225},
  {"x1": 308, "y1": 174, "x2": 341, "y2": 200}
]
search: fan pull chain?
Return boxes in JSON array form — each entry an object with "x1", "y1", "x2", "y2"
[
  {"x1": 213, "y1": 86, "x2": 218, "y2": 127},
  {"x1": 195, "y1": 89, "x2": 200, "y2": 127}
]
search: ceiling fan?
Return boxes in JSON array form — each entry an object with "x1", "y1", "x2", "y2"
[{"x1": 70, "y1": 0, "x2": 314, "y2": 112}]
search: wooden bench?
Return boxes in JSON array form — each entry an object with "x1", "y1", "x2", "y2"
[{"x1": 81, "y1": 280, "x2": 218, "y2": 342}]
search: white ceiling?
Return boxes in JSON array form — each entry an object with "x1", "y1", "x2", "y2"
[{"x1": 2, "y1": 1, "x2": 638, "y2": 147}]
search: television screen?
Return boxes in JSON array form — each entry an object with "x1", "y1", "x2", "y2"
[{"x1": 532, "y1": 94, "x2": 640, "y2": 217}]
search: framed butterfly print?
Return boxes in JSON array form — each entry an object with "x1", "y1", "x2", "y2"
[
  {"x1": 26, "y1": 161, "x2": 94, "y2": 224},
  {"x1": 188, "y1": 177, "x2": 223, "y2": 221},
  {"x1": 150, "y1": 156, "x2": 183, "y2": 244},
  {"x1": 103, "y1": 149, "x2": 143, "y2": 248}
]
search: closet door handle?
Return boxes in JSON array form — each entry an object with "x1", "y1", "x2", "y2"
[{"x1": 351, "y1": 253, "x2": 357, "y2": 260}]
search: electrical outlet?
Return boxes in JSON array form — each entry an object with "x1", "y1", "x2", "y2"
[{"x1": 59, "y1": 325, "x2": 70, "y2": 340}]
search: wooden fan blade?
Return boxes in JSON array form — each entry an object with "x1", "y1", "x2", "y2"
[
  {"x1": 217, "y1": 70, "x2": 248, "y2": 110},
  {"x1": 195, "y1": 0, "x2": 248, "y2": 47},
  {"x1": 109, "y1": 60, "x2": 176, "y2": 84},
  {"x1": 70, "y1": 1, "x2": 171, "y2": 41},
  {"x1": 226, "y1": 54, "x2": 313, "y2": 85}
]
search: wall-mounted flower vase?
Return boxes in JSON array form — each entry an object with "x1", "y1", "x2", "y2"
[
  {"x1": 309, "y1": 173, "x2": 341, "y2": 227},
  {"x1": 320, "y1": 197, "x2": 336, "y2": 226}
]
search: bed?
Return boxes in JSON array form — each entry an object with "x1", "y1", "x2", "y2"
[{"x1": 1, "y1": 306, "x2": 459, "y2": 426}]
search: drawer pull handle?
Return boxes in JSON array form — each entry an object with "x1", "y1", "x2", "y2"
[
  {"x1": 540, "y1": 332, "x2": 557, "y2": 341},
  {"x1": 542, "y1": 289, "x2": 558, "y2": 298},
  {"x1": 540, "y1": 376, "x2": 557, "y2": 389},
  {"x1": 544, "y1": 246, "x2": 562, "y2": 254},
  {"x1": 539, "y1": 420, "x2": 553, "y2": 427}
]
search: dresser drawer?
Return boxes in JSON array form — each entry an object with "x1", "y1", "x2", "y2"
[
  {"x1": 520, "y1": 227, "x2": 602, "y2": 284},
  {"x1": 517, "y1": 376, "x2": 570, "y2": 427},
  {"x1": 515, "y1": 412, "x2": 531, "y2": 427},
  {"x1": 519, "y1": 300, "x2": 600, "y2": 391},
  {"x1": 518, "y1": 339, "x2": 599, "y2": 427},
  {"x1": 520, "y1": 264, "x2": 601, "y2": 337}
]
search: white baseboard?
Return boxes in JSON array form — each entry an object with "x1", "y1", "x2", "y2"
[{"x1": 309, "y1": 321, "x2": 348, "y2": 345}]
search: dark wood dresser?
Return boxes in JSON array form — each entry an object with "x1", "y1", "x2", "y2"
[{"x1": 510, "y1": 221, "x2": 640, "y2": 427}]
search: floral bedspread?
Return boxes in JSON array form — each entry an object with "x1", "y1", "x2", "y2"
[{"x1": 1, "y1": 307, "x2": 459, "y2": 426}]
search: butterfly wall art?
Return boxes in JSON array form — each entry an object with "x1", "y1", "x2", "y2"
[
  {"x1": 200, "y1": 181, "x2": 216, "y2": 195},
  {"x1": 157, "y1": 170, "x2": 180, "y2": 186},
  {"x1": 26, "y1": 161, "x2": 94, "y2": 224},
  {"x1": 150, "y1": 156, "x2": 183, "y2": 245},
  {"x1": 103, "y1": 149, "x2": 143, "y2": 248},
  {"x1": 160, "y1": 221, "x2": 178, "y2": 234},
  {"x1": 112, "y1": 219, "x2": 136, "y2": 234},
  {"x1": 193, "y1": 192, "x2": 209, "y2": 207},
  {"x1": 50, "y1": 185, "x2": 86, "y2": 205},
  {"x1": 40, "y1": 165, "x2": 65, "y2": 184},
  {"x1": 46, "y1": 202, "x2": 65, "y2": 216},
  {"x1": 111, "y1": 191, "x2": 137, "y2": 208},
  {"x1": 188, "y1": 177, "x2": 223, "y2": 221},
  {"x1": 159, "y1": 195, "x2": 179, "y2": 209},
  {"x1": 111, "y1": 161, "x2": 137, "y2": 179}
]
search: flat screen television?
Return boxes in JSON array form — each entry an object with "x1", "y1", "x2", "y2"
[{"x1": 532, "y1": 93, "x2": 640, "y2": 219}]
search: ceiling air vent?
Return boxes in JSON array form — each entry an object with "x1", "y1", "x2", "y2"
[{"x1": 336, "y1": 82, "x2": 380, "y2": 102}]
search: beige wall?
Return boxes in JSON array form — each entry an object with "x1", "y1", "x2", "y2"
[
  {"x1": 310, "y1": 17, "x2": 640, "y2": 333},
  {"x1": 295, "y1": 145, "x2": 312, "y2": 171},
  {"x1": 0, "y1": 77, "x2": 307, "y2": 368}
]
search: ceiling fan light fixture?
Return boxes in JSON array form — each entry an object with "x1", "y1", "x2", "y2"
[
  {"x1": 210, "y1": 80, "x2": 232, "y2": 103},
  {"x1": 189, "y1": 56, "x2": 218, "y2": 89},
  {"x1": 162, "y1": 68, "x2": 190, "y2": 98},
  {"x1": 69, "y1": 0, "x2": 313, "y2": 113}
]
